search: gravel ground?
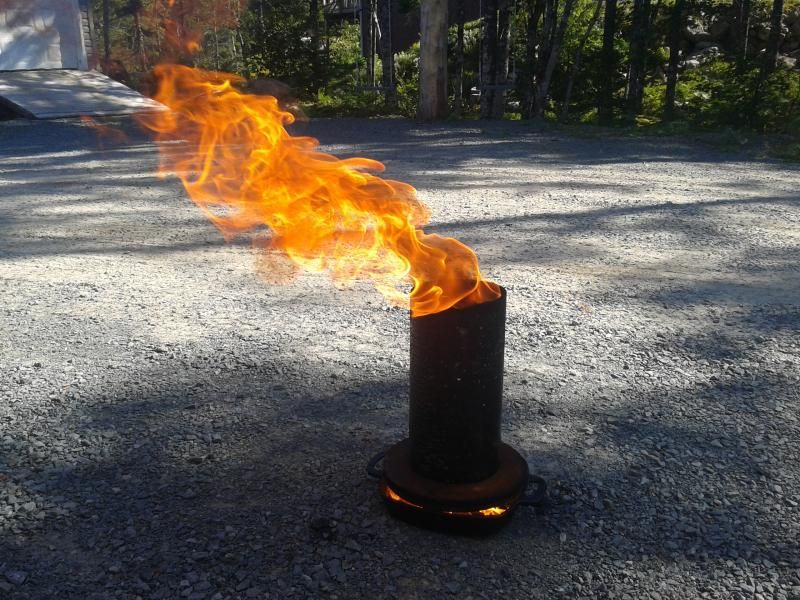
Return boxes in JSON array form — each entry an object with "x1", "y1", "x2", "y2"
[{"x1": 0, "y1": 116, "x2": 799, "y2": 599}]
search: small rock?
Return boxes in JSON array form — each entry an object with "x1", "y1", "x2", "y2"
[
  {"x1": 5, "y1": 571, "x2": 28, "y2": 585},
  {"x1": 344, "y1": 539, "x2": 362, "y2": 552},
  {"x1": 445, "y1": 581, "x2": 462, "y2": 594}
]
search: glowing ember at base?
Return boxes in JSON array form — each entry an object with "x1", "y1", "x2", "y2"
[
  {"x1": 378, "y1": 439, "x2": 528, "y2": 534},
  {"x1": 381, "y1": 483, "x2": 514, "y2": 519}
]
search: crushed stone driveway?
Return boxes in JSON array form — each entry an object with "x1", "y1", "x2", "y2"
[{"x1": 1, "y1": 117, "x2": 799, "y2": 599}]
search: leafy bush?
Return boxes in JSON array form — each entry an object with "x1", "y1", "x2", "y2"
[
  {"x1": 755, "y1": 67, "x2": 800, "y2": 135},
  {"x1": 671, "y1": 59, "x2": 800, "y2": 134},
  {"x1": 674, "y1": 59, "x2": 753, "y2": 128},
  {"x1": 307, "y1": 90, "x2": 386, "y2": 118},
  {"x1": 395, "y1": 43, "x2": 421, "y2": 117},
  {"x1": 239, "y1": 2, "x2": 316, "y2": 95}
]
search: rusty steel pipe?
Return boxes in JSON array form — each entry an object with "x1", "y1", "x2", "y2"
[{"x1": 408, "y1": 287, "x2": 506, "y2": 484}]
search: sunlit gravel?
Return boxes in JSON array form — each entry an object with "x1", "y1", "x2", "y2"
[{"x1": 1, "y1": 117, "x2": 799, "y2": 599}]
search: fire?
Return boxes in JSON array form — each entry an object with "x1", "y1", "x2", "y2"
[
  {"x1": 382, "y1": 483, "x2": 509, "y2": 518},
  {"x1": 80, "y1": 116, "x2": 130, "y2": 148},
  {"x1": 140, "y1": 65, "x2": 500, "y2": 316}
]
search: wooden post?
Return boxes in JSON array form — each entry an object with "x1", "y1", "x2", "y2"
[{"x1": 418, "y1": 0, "x2": 448, "y2": 120}]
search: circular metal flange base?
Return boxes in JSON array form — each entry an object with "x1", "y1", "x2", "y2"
[{"x1": 379, "y1": 439, "x2": 529, "y2": 534}]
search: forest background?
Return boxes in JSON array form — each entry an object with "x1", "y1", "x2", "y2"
[{"x1": 95, "y1": 0, "x2": 800, "y2": 158}]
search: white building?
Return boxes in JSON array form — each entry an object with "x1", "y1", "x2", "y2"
[
  {"x1": 0, "y1": 0, "x2": 95, "y2": 71},
  {"x1": 0, "y1": 0, "x2": 164, "y2": 119}
]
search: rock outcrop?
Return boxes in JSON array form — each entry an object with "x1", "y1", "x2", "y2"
[{"x1": 681, "y1": 7, "x2": 800, "y2": 70}]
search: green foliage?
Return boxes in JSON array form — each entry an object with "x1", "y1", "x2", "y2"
[
  {"x1": 448, "y1": 20, "x2": 482, "y2": 115},
  {"x1": 240, "y1": 1, "x2": 315, "y2": 94},
  {"x1": 755, "y1": 68, "x2": 800, "y2": 135},
  {"x1": 308, "y1": 23, "x2": 415, "y2": 118},
  {"x1": 641, "y1": 82, "x2": 666, "y2": 117},
  {"x1": 307, "y1": 89, "x2": 386, "y2": 117},
  {"x1": 94, "y1": 0, "x2": 800, "y2": 140},
  {"x1": 395, "y1": 43, "x2": 421, "y2": 117},
  {"x1": 325, "y1": 22, "x2": 368, "y2": 91},
  {"x1": 306, "y1": 23, "x2": 386, "y2": 118},
  {"x1": 580, "y1": 108, "x2": 600, "y2": 123},
  {"x1": 770, "y1": 141, "x2": 800, "y2": 161},
  {"x1": 547, "y1": 1, "x2": 628, "y2": 123},
  {"x1": 671, "y1": 59, "x2": 800, "y2": 134},
  {"x1": 398, "y1": 0, "x2": 421, "y2": 12}
]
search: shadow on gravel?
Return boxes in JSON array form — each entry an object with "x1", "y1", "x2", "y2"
[
  {"x1": 2, "y1": 117, "x2": 797, "y2": 268},
  {"x1": 427, "y1": 194, "x2": 800, "y2": 238},
  {"x1": 1, "y1": 345, "x2": 795, "y2": 598},
  {"x1": 512, "y1": 362, "x2": 798, "y2": 574},
  {"x1": 297, "y1": 118, "x2": 800, "y2": 171},
  {"x1": 0, "y1": 350, "x2": 425, "y2": 596},
  {"x1": 2, "y1": 117, "x2": 798, "y2": 597}
]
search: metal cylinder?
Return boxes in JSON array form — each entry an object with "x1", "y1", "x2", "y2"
[{"x1": 408, "y1": 287, "x2": 506, "y2": 484}]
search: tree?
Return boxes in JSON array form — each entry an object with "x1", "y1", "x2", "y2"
[
  {"x1": 561, "y1": 0, "x2": 603, "y2": 121},
  {"x1": 418, "y1": 0, "x2": 448, "y2": 119},
  {"x1": 747, "y1": 0, "x2": 785, "y2": 125},
  {"x1": 663, "y1": 0, "x2": 686, "y2": 121},
  {"x1": 733, "y1": 0, "x2": 752, "y2": 68},
  {"x1": 597, "y1": 0, "x2": 617, "y2": 124},
  {"x1": 453, "y1": 0, "x2": 466, "y2": 115},
  {"x1": 481, "y1": 0, "x2": 512, "y2": 119},
  {"x1": 309, "y1": 0, "x2": 322, "y2": 92},
  {"x1": 625, "y1": 0, "x2": 651, "y2": 121},
  {"x1": 520, "y1": 0, "x2": 546, "y2": 119},
  {"x1": 103, "y1": 0, "x2": 111, "y2": 60},
  {"x1": 131, "y1": 0, "x2": 148, "y2": 72},
  {"x1": 378, "y1": 0, "x2": 397, "y2": 108},
  {"x1": 531, "y1": 0, "x2": 578, "y2": 119},
  {"x1": 495, "y1": 1, "x2": 511, "y2": 118},
  {"x1": 241, "y1": 0, "x2": 315, "y2": 91},
  {"x1": 762, "y1": 0, "x2": 785, "y2": 78}
]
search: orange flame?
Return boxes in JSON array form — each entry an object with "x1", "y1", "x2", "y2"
[
  {"x1": 80, "y1": 116, "x2": 130, "y2": 149},
  {"x1": 141, "y1": 65, "x2": 500, "y2": 316},
  {"x1": 382, "y1": 483, "x2": 510, "y2": 518}
]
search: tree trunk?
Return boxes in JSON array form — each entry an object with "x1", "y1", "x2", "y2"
[
  {"x1": 378, "y1": 0, "x2": 396, "y2": 108},
  {"x1": 529, "y1": 0, "x2": 556, "y2": 116},
  {"x1": 663, "y1": 0, "x2": 685, "y2": 121},
  {"x1": 134, "y1": 9, "x2": 148, "y2": 72},
  {"x1": 103, "y1": 0, "x2": 111, "y2": 61},
  {"x1": 734, "y1": 0, "x2": 752, "y2": 67},
  {"x1": 419, "y1": 0, "x2": 449, "y2": 120},
  {"x1": 625, "y1": 0, "x2": 651, "y2": 121},
  {"x1": 521, "y1": 0, "x2": 546, "y2": 119},
  {"x1": 480, "y1": 0, "x2": 498, "y2": 118},
  {"x1": 532, "y1": 0, "x2": 577, "y2": 119},
  {"x1": 482, "y1": 0, "x2": 511, "y2": 119},
  {"x1": 310, "y1": 0, "x2": 321, "y2": 92},
  {"x1": 454, "y1": 0, "x2": 465, "y2": 115},
  {"x1": 763, "y1": 0, "x2": 784, "y2": 77},
  {"x1": 491, "y1": 0, "x2": 512, "y2": 118},
  {"x1": 561, "y1": 0, "x2": 603, "y2": 120},
  {"x1": 213, "y1": 23, "x2": 220, "y2": 70},
  {"x1": 361, "y1": 0, "x2": 374, "y2": 86},
  {"x1": 598, "y1": 0, "x2": 617, "y2": 124},
  {"x1": 748, "y1": 0, "x2": 784, "y2": 126}
]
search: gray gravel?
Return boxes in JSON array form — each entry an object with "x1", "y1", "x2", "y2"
[{"x1": 1, "y1": 116, "x2": 799, "y2": 599}]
